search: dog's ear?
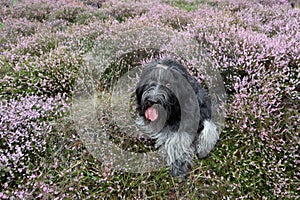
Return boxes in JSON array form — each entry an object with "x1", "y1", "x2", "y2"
[{"x1": 135, "y1": 85, "x2": 146, "y2": 104}]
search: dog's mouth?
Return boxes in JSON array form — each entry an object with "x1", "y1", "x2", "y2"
[{"x1": 145, "y1": 105, "x2": 158, "y2": 121}]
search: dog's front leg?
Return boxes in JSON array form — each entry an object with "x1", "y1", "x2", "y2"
[
  {"x1": 170, "y1": 152, "x2": 192, "y2": 180},
  {"x1": 164, "y1": 132, "x2": 194, "y2": 180}
]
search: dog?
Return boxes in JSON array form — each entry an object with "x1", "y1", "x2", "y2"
[{"x1": 135, "y1": 58, "x2": 219, "y2": 179}]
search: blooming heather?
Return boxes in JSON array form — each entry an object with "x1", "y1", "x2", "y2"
[{"x1": 0, "y1": 0, "x2": 299, "y2": 199}]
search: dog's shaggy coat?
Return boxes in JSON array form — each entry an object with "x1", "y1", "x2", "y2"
[{"x1": 136, "y1": 58, "x2": 219, "y2": 179}]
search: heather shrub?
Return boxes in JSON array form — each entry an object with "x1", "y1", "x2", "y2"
[
  {"x1": 9, "y1": 0, "x2": 53, "y2": 22},
  {"x1": 15, "y1": 34, "x2": 59, "y2": 57},
  {"x1": 102, "y1": 0, "x2": 154, "y2": 22},
  {"x1": 0, "y1": 47, "x2": 80, "y2": 99},
  {"x1": 0, "y1": 95, "x2": 68, "y2": 199},
  {"x1": 187, "y1": 1, "x2": 299, "y2": 198},
  {"x1": 166, "y1": 0, "x2": 203, "y2": 12},
  {"x1": 2, "y1": 0, "x2": 106, "y2": 26},
  {"x1": 0, "y1": 0, "x2": 299, "y2": 199},
  {"x1": 144, "y1": 3, "x2": 193, "y2": 30},
  {"x1": 102, "y1": 0, "x2": 191, "y2": 28},
  {"x1": 0, "y1": 18, "x2": 38, "y2": 52},
  {"x1": 50, "y1": 3, "x2": 106, "y2": 24},
  {"x1": 0, "y1": 18, "x2": 36, "y2": 39}
]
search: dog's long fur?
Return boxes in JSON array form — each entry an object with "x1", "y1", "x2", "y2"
[{"x1": 135, "y1": 58, "x2": 219, "y2": 179}]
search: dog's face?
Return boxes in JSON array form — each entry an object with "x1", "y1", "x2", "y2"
[
  {"x1": 136, "y1": 83, "x2": 180, "y2": 120},
  {"x1": 135, "y1": 66, "x2": 182, "y2": 131}
]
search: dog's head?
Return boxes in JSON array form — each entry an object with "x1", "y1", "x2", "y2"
[
  {"x1": 136, "y1": 83, "x2": 180, "y2": 122},
  {"x1": 135, "y1": 63, "x2": 183, "y2": 131}
]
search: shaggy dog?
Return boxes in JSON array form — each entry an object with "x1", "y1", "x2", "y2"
[{"x1": 135, "y1": 58, "x2": 219, "y2": 179}]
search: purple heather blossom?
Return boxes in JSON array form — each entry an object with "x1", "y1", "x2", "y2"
[{"x1": 0, "y1": 0, "x2": 299, "y2": 198}]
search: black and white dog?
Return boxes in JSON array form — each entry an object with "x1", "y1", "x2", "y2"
[{"x1": 135, "y1": 58, "x2": 219, "y2": 179}]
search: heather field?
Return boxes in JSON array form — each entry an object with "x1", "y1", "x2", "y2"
[{"x1": 0, "y1": 0, "x2": 299, "y2": 199}]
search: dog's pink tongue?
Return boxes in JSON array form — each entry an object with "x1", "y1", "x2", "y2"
[{"x1": 145, "y1": 106, "x2": 158, "y2": 121}]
